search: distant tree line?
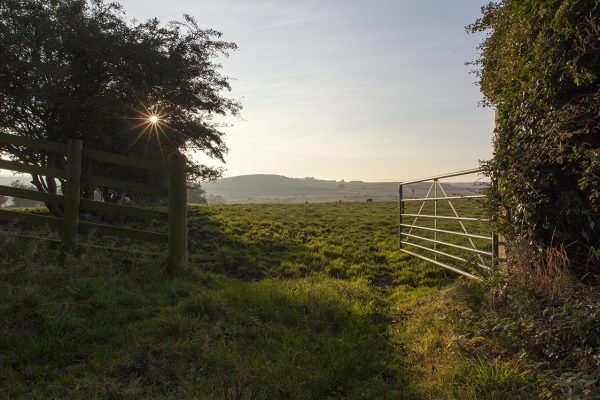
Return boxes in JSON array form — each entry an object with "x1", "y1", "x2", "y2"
[{"x1": 470, "y1": 0, "x2": 600, "y2": 274}]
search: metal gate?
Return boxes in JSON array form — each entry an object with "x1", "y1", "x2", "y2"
[{"x1": 398, "y1": 168, "x2": 499, "y2": 280}]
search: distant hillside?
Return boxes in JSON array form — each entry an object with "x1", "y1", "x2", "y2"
[
  {"x1": 202, "y1": 174, "x2": 485, "y2": 204},
  {"x1": 0, "y1": 174, "x2": 485, "y2": 205}
]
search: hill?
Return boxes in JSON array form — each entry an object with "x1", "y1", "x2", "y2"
[
  {"x1": 0, "y1": 174, "x2": 484, "y2": 206},
  {"x1": 201, "y1": 174, "x2": 484, "y2": 204}
]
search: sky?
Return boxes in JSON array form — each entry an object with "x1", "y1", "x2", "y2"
[{"x1": 60, "y1": 1, "x2": 499, "y2": 182}]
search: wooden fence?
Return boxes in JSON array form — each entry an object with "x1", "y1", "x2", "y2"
[{"x1": 0, "y1": 133, "x2": 187, "y2": 272}]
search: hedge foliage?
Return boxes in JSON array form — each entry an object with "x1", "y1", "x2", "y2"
[{"x1": 469, "y1": 0, "x2": 600, "y2": 273}]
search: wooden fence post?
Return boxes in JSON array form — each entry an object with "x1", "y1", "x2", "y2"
[
  {"x1": 62, "y1": 138, "x2": 83, "y2": 250},
  {"x1": 168, "y1": 152, "x2": 188, "y2": 273},
  {"x1": 492, "y1": 233, "x2": 499, "y2": 267}
]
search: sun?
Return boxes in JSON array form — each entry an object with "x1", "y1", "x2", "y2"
[{"x1": 116, "y1": 104, "x2": 176, "y2": 155}]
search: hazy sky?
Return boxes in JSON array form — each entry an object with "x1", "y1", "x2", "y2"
[{"x1": 91, "y1": 1, "x2": 498, "y2": 182}]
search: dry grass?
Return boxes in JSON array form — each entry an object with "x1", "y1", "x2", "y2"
[{"x1": 507, "y1": 243, "x2": 577, "y2": 300}]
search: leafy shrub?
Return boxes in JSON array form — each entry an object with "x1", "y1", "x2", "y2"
[{"x1": 470, "y1": 0, "x2": 600, "y2": 275}]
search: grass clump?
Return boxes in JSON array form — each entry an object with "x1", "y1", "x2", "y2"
[
  {"x1": 391, "y1": 285, "x2": 546, "y2": 400},
  {"x1": 454, "y1": 355, "x2": 535, "y2": 400}
]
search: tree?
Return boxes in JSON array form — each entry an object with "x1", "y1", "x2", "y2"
[
  {"x1": 0, "y1": 0, "x2": 240, "y2": 212},
  {"x1": 187, "y1": 182, "x2": 207, "y2": 204},
  {"x1": 469, "y1": 1, "x2": 600, "y2": 274}
]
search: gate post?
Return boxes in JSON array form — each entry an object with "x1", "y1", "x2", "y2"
[
  {"x1": 62, "y1": 138, "x2": 83, "y2": 250},
  {"x1": 399, "y1": 183, "x2": 403, "y2": 249},
  {"x1": 492, "y1": 233, "x2": 499, "y2": 267},
  {"x1": 168, "y1": 152, "x2": 188, "y2": 273}
]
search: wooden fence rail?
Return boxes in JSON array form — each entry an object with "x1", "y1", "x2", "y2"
[{"x1": 0, "y1": 133, "x2": 187, "y2": 272}]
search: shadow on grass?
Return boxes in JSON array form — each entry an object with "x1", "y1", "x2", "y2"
[
  {"x1": 0, "y1": 237, "x2": 417, "y2": 399},
  {"x1": 187, "y1": 206, "x2": 310, "y2": 280},
  {"x1": 187, "y1": 204, "x2": 453, "y2": 289}
]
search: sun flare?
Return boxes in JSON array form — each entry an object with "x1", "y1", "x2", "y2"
[{"x1": 148, "y1": 115, "x2": 159, "y2": 124}]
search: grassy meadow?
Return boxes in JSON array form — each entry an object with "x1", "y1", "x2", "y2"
[{"x1": 0, "y1": 202, "x2": 564, "y2": 399}]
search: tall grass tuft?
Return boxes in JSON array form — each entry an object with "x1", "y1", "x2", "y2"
[
  {"x1": 454, "y1": 354, "x2": 535, "y2": 400},
  {"x1": 509, "y1": 243, "x2": 578, "y2": 300}
]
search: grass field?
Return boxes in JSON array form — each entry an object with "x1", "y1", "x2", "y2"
[{"x1": 0, "y1": 202, "x2": 551, "y2": 399}]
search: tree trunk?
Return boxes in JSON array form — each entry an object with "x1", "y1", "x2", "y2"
[{"x1": 31, "y1": 154, "x2": 65, "y2": 217}]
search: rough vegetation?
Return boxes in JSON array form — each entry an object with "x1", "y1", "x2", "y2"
[
  {"x1": 469, "y1": 0, "x2": 600, "y2": 275},
  {"x1": 458, "y1": 245, "x2": 600, "y2": 399}
]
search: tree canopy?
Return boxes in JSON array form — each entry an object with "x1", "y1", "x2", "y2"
[
  {"x1": 0, "y1": 0, "x2": 240, "y2": 204},
  {"x1": 470, "y1": 0, "x2": 600, "y2": 273}
]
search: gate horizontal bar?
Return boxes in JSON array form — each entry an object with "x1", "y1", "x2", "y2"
[
  {"x1": 83, "y1": 148, "x2": 166, "y2": 175},
  {"x1": 76, "y1": 241, "x2": 164, "y2": 256},
  {"x1": 80, "y1": 199, "x2": 169, "y2": 221},
  {"x1": 400, "y1": 248, "x2": 480, "y2": 280},
  {"x1": 84, "y1": 175, "x2": 168, "y2": 197},
  {"x1": 401, "y1": 231, "x2": 494, "y2": 256},
  {"x1": 402, "y1": 195, "x2": 486, "y2": 202},
  {"x1": 0, "y1": 133, "x2": 68, "y2": 154},
  {"x1": 0, "y1": 230, "x2": 62, "y2": 243},
  {"x1": 400, "y1": 168, "x2": 484, "y2": 186},
  {"x1": 0, "y1": 185, "x2": 65, "y2": 205},
  {"x1": 401, "y1": 240, "x2": 490, "y2": 269},
  {"x1": 79, "y1": 221, "x2": 168, "y2": 244},
  {"x1": 0, "y1": 159, "x2": 67, "y2": 179},
  {"x1": 0, "y1": 209, "x2": 63, "y2": 228},
  {"x1": 399, "y1": 223, "x2": 493, "y2": 241},
  {"x1": 402, "y1": 213, "x2": 490, "y2": 222}
]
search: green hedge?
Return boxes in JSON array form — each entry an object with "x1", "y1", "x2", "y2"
[{"x1": 470, "y1": 0, "x2": 600, "y2": 274}]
